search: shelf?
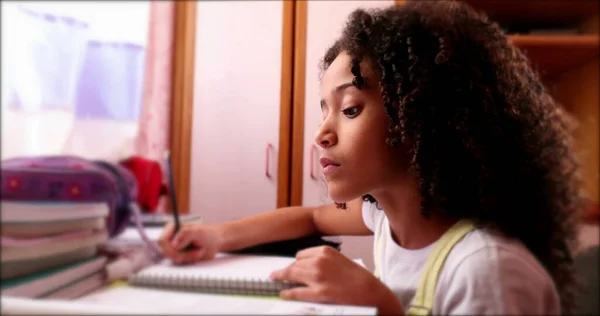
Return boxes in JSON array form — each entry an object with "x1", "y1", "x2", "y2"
[
  {"x1": 462, "y1": 0, "x2": 599, "y2": 29},
  {"x1": 582, "y1": 201, "x2": 599, "y2": 224},
  {"x1": 508, "y1": 35, "x2": 599, "y2": 79}
]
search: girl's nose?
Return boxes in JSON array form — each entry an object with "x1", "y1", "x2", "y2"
[{"x1": 315, "y1": 123, "x2": 337, "y2": 149}]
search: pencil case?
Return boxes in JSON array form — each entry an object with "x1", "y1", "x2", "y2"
[{"x1": 1, "y1": 155, "x2": 137, "y2": 238}]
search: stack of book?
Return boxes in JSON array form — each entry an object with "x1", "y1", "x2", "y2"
[{"x1": 1, "y1": 201, "x2": 110, "y2": 299}]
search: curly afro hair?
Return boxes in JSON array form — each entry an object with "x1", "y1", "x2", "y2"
[{"x1": 321, "y1": 1, "x2": 584, "y2": 314}]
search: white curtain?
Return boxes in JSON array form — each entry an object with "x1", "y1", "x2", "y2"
[{"x1": 1, "y1": 1, "x2": 150, "y2": 162}]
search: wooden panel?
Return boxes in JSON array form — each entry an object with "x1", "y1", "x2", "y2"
[
  {"x1": 170, "y1": 1, "x2": 197, "y2": 214},
  {"x1": 547, "y1": 59, "x2": 599, "y2": 220},
  {"x1": 290, "y1": 0, "x2": 308, "y2": 206},
  {"x1": 510, "y1": 35, "x2": 599, "y2": 79},
  {"x1": 580, "y1": 14, "x2": 599, "y2": 34},
  {"x1": 277, "y1": 1, "x2": 295, "y2": 208},
  {"x1": 462, "y1": 0, "x2": 599, "y2": 28}
]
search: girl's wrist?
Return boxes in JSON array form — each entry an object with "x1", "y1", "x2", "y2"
[{"x1": 211, "y1": 223, "x2": 230, "y2": 252}]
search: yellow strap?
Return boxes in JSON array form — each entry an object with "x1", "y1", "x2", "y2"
[{"x1": 407, "y1": 219, "x2": 476, "y2": 316}]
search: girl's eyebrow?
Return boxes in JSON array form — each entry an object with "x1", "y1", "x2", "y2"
[
  {"x1": 333, "y1": 82, "x2": 355, "y2": 93},
  {"x1": 320, "y1": 82, "x2": 355, "y2": 108}
]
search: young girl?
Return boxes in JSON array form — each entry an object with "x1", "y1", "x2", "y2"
[{"x1": 159, "y1": 1, "x2": 582, "y2": 314}]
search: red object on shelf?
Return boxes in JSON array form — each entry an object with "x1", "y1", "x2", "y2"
[{"x1": 119, "y1": 156, "x2": 168, "y2": 213}]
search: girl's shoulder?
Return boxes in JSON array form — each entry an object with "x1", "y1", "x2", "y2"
[
  {"x1": 446, "y1": 226, "x2": 552, "y2": 282},
  {"x1": 433, "y1": 227, "x2": 560, "y2": 314},
  {"x1": 450, "y1": 226, "x2": 536, "y2": 264}
]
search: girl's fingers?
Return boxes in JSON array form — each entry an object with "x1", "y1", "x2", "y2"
[
  {"x1": 295, "y1": 245, "x2": 337, "y2": 260},
  {"x1": 280, "y1": 287, "x2": 324, "y2": 303},
  {"x1": 270, "y1": 261, "x2": 313, "y2": 285},
  {"x1": 160, "y1": 243, "x2": 178, "y2": 259},
  {"x1": 171, "y1": 228, "x2": 196, "y2": 250},
  {"x1": 174, "y1": 247, "x2": 207, "y2": 264},
  {"x1": 158, "y1": 223, "x2": 178, "y2": 258},
  {"x1": 158, "y1": 222, "x2": 175, "y2": 246}
]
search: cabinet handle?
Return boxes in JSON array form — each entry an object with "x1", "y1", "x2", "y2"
[
  {"x1": 265, "y1": 143, "x2": 274, "y2": 179},
  {"x1": 310, "y1": 144, "x2": 318, "y2": 180}
]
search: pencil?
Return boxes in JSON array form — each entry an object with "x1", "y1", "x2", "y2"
[{"x1": 164, "y1": 151, "x2": 181, "y2": 233}]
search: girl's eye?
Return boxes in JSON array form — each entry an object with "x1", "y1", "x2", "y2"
[{"x1": 342, "y1": 106, "x2": 361, "y2": 118}]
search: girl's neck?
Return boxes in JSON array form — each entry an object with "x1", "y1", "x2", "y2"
[{"x1": 371, "y1": 175, "x2": 457, "y2": 250}]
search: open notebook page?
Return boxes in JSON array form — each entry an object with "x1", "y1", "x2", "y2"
[
  {"x1": 135, "y1": 253, "x2": 297, "y2": 280},
  {"x1": 2, "y1": 286, "x2": 377, "y2": 315},
  {"x1": 134, "y1": 253, "x2": 367, "y2": 281}
]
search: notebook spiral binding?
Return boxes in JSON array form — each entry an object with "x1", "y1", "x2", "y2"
[{"x1": 129, "y1": 273, "x2": 298, "y2": 296}]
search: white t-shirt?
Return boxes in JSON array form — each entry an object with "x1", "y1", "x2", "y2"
[{"x1": 361, "y1": 201, "x2": 561, "y2": 315}]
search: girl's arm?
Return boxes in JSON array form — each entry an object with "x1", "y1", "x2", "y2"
[{"x1": 216, "y1": 198, "x2": 370, "y2": 252}]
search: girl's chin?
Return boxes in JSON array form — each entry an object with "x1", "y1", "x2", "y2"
[{"x1": 327, "y1": 185, "x2": 363, "y2": 204}]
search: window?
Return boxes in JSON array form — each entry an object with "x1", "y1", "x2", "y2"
[{"x1": 1, "y1": 2, "x2": 150, "y2": 160}]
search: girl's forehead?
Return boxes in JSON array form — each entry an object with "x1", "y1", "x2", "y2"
[
  {"x1": 324, "y1": 53, "x2": 353, "y2": 80},
  {"x1": 320, "y1": 54, "x2": 354, "y2": 92},
  {"x1": 322, "y1": 53, "x2": 380, "y2": 92},
  {"x1": 319, "y1": 52, "x2": 380, "y2": 101}
]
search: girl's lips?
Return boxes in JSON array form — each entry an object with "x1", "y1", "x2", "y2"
[
  {"x1": 319, "y1": 157, "x2": 340, "y2": 174},
  {"x1": 322, "y1": 164, "x2": 340, "y2": 174},
  {"x1": 319, "y1": 157, "x2": 339, "y2": 168}
]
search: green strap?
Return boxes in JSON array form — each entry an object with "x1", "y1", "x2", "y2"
[{"x1": 407, "y1": 219, "x2": 477, "y2": 316}]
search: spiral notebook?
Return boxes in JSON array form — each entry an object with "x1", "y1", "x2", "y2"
[{"x1": 129, "y1": 253, "x2": 302, "y2": 296}]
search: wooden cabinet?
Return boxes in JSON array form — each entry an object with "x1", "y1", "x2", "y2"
[{"x1": 189, "y1": 1, "x2": 287, "y2": 224}]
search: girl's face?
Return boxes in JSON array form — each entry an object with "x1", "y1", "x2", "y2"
[{"x1": 315, "y1": 52, "x2": 407, "y2": 203}]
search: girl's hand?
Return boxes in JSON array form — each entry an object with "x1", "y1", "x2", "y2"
[
  {"x1": 158, "y1": 222, "x2": 223, "y2": 265},
  {"x1": 269, "y1": 246, "x2": 403, "y2": 314}
]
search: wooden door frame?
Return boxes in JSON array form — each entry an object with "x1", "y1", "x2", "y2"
[
  {"x1": 278, "y1": 1, "x2": 296, "y2": 208},
  {"x1": 169, "y1": 1, "x2": 196, "y2": 214},
  {"x1": 289, "y1": 0, "x2": 308, "y2": 206}
]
